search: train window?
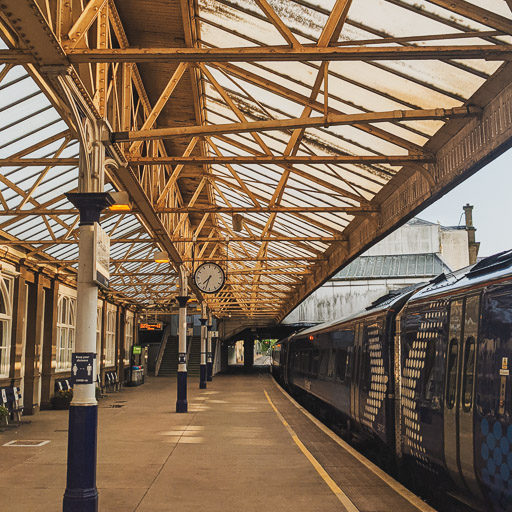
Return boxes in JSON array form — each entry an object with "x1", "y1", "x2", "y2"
[
  {"x1": 294, "y1": 351, "x2": 300, "y2": 370},
  {"x1": 303, "y1": 351, "x2": 311, "y2": 373},
  {"x1": 362, "y1": 345, "x2": 372, "y2": 392},
  {"x1": 312, "y1": 350, "x2": 319, "y2": 375},
  {"x1": 423, "y1": 340, "x2": 436, "y2": 401},
  {"x1": 327, "y1": 349, "x2": 335, "y2": 379},
  {"x1": 462, "y1": 337, "x2": 476, "y2": 411},
  {"x1": 319, "y1": 350, "x2": 329, "y2": 377},
  {"x1": 446, "y1": 338, "x2": 459, "y2": 409},
  {"x1": 336, "y1": 350, "x2": 348, "y2": 382}
]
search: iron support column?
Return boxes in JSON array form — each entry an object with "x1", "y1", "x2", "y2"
[
  {"x1": 199, "y1": 303, "x2": 207, "y2": 389},
  {"x1": 176, "y1": 295, "x2": 189, "y2": 412},
  {"x1": 63, "y1": 193, "x2": 113, "y2": 512},
  {"x1": 207, "y1": 312, "x2": 213, "y2": 382},
  {"x1": 176, "y1": 266, "x2": 189, "y2": 413}
]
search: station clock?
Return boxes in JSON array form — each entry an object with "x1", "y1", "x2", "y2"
[{"x1": 193, "y1": 262, "x2": 226, "y2": 294}]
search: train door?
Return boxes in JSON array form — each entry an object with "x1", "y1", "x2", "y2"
[
  {"x1": 350, "y1": 323, "x2": 363, "y2": 428},
  {"x1": 443, "y1": 295, "x2": 483, "y2": 499}
]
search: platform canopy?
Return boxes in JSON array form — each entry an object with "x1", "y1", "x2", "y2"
[{"x1": 0, "y1": 0, "x2": 511, "y2": 328}]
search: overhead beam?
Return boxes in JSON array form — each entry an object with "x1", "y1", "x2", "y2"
[
  {"x1": 55, "y1": 45, "x2": 512, "y2": 63},
  {"x1": 0, "y1": 235, "x2": 345, "y2": 244},
  {"x1": 0, "y1": 238, "x2": 156, "y2": 245},
  {"x1": 156, "y1": 206, "x2": 373, "y2": 214},
  {"x1": 424, "y1": 0, "x2": 512, "y2": 35},
  {"x1": 65, "y1": 0, "x2": 108, "y2": 48},
  {"x1": 129, "y1": 154, "x2": 433, "y2": 166},
  {"x1": 253, "y1": 0, "x2": 301, "y2": 48},
  {"x1": 0, "y1": 158, "x2": 79, "y2": 166},
  {"x1": 4, "y1": 43, "x2": 509, "y2": 65},
  {"x1": 114, "y1": 106, "x2": 480, "y2": 142},
  {"x1": 171, "y1": 235, "x2": 345, "y2": 242},
  {"x1": 46, "y1": 256, "x2": 317, "y2": 264}
]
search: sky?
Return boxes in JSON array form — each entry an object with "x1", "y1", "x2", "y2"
[{"x1": 417, "y1": 147, "x2": 512, "y2": 258}]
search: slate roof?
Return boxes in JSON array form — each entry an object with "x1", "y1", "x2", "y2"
[{"x1": 333, "y1": 253, "x2": 451, "y2": 280}]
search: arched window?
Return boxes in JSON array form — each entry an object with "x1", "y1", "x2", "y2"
[
  {"x1": 124, "y1": 313, "x2": 134, "y2": 365},
  {"x1": 105, "y1": 304, "x2": 117, "y2": 367},
  {"x1": 0, "y1": 277, "x2": 13, "y2": 378},
  {"x1": 56, "y1": 294, "x2": 76, "y2": 371}
]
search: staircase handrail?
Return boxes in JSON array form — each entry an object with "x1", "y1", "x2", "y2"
[
  {"x1": 186, "y1": 331, "x2": 193, "y2": 361},
  {"x1": 155, "y1": 323, "x2": 172, "y2": 376}
]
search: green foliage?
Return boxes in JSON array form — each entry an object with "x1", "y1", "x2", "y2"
[
  {"x1": 0, "y1": 405, "x2": 9, "y2": 417},
  {"x1": 56, "y1": 389, "x2": 73, "y2": 399},
  {"x1": 260, "y1": 338, "x2": 278, "y2": 354}
]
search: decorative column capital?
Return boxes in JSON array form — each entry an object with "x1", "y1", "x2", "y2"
[
  {"x1": 65, "y1": 192, "x2": 114, "y2": 225},
  {"x1": 176, "y1": 296, "x2": 190, "y2": 308}
]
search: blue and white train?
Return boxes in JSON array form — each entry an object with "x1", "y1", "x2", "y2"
[{"x1": 272, "y1": 250, "x2": 512, "y2": 511}]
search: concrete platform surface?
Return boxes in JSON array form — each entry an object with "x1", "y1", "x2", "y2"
[{"x1": 0, "y1": 372, "x2": 435, "y2": 511}]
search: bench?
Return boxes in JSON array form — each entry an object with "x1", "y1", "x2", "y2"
[
  {"x1": 1, "y1": 386, "x2": 25, "y2": 426},
  {"x1": 54, "y1": 379, "x2": 72, "y2": 393},
  {"x1": 105, "y1": 371, "x2": 120, "y2": 392},
  {"x1": 96, "y1": 374, "x2": 106, "y2": 398}
]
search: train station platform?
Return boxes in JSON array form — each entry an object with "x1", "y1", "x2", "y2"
[{"x1": 0, "y1": 372, "x2": 435, "y2": 512}]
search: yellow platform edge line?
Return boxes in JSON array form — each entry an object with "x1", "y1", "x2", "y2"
[
  {"x1": 270, "y1": 376, "x2": 437, "y2": 512},
  {"x1": 264, "y1": 389, "x2": 359, "y2": 512}
]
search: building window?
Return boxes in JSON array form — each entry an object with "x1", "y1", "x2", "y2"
[
  {"x1": 56, "y1": 295, "x2": 76, "y2": 371},
  {"x1": 0, "y1": 277, "x2": 13, "y2": 378},
  {"x1": 124, "y1": 314, "x2": 134, "y2": 365},
  {"x1": 105, "y1": 304, "x2": 117, "y2": 367}
]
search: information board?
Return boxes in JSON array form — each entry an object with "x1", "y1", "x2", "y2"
[
  {"x1": 139, "y1": 322, "x2": 163, "y2": 331},
  {"x1": 93, "y1": 223, "x2": 110, "y2": 288},
  {"x1": 71, "y1": 353, "x2": 95, "y2": 385}
]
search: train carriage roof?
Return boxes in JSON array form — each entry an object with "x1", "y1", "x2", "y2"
[
  {"x1": 288, "y1": 282, "x2": 422, "y2": 340},
  {"x1": 407, "y1": 249, "x2": 512, "y2": 302},
  {"x1": 280, "y1": 249, "x2": 512, "y2": 345}
]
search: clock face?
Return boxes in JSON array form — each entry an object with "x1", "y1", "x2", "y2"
[{"x1": 194, "y1": 262, "x2": 225, "y2": 294}]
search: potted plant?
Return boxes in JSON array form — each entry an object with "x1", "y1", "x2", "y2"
[
  {"x1": 52, "y1": 389, "x2": 73, "y2": 410},
  {"x1": 0, "y1": 405, "x2": 9, "y2": 427}
]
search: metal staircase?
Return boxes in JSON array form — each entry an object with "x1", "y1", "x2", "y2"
[
  {"x1": 156, "y1": 334, "x2": 201, "y2": 377},
  {"x1": 187, "y1": 336, "x2": 201, "y2": 377},
  {"x1": 156, "y1": 334, "x2": 178, "y2": 376}
]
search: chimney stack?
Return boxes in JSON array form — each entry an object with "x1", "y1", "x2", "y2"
[{"x1": 463, "y1": 204, "x2": 480, "y2": 265}]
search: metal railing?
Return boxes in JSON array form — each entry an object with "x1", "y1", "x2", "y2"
[{"x1": 154, "y1": 323, "x2": 172, "y2": 376}]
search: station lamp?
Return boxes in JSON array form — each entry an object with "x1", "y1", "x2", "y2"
[
  {"x1": 108, "y1": 191, "x2": 132, "y2": 211},
  {"x1": 154, "y1": 250, "x2": 170, "y2": 263}
]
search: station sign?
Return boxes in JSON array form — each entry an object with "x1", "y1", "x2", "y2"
[
  {"x1": 93, "y1": 223, "x2": 110, "y2": 288},
  {"x1": 139, "y1": 322, "x2": 163, "y2": 331},
  {"x1": 133, "y1": 346, "x2": 142, "y2": 355}
]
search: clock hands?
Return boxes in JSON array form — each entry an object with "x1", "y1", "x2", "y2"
[{"x1": 194, "y1": 262, "x2": 225, "y2": 293}]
